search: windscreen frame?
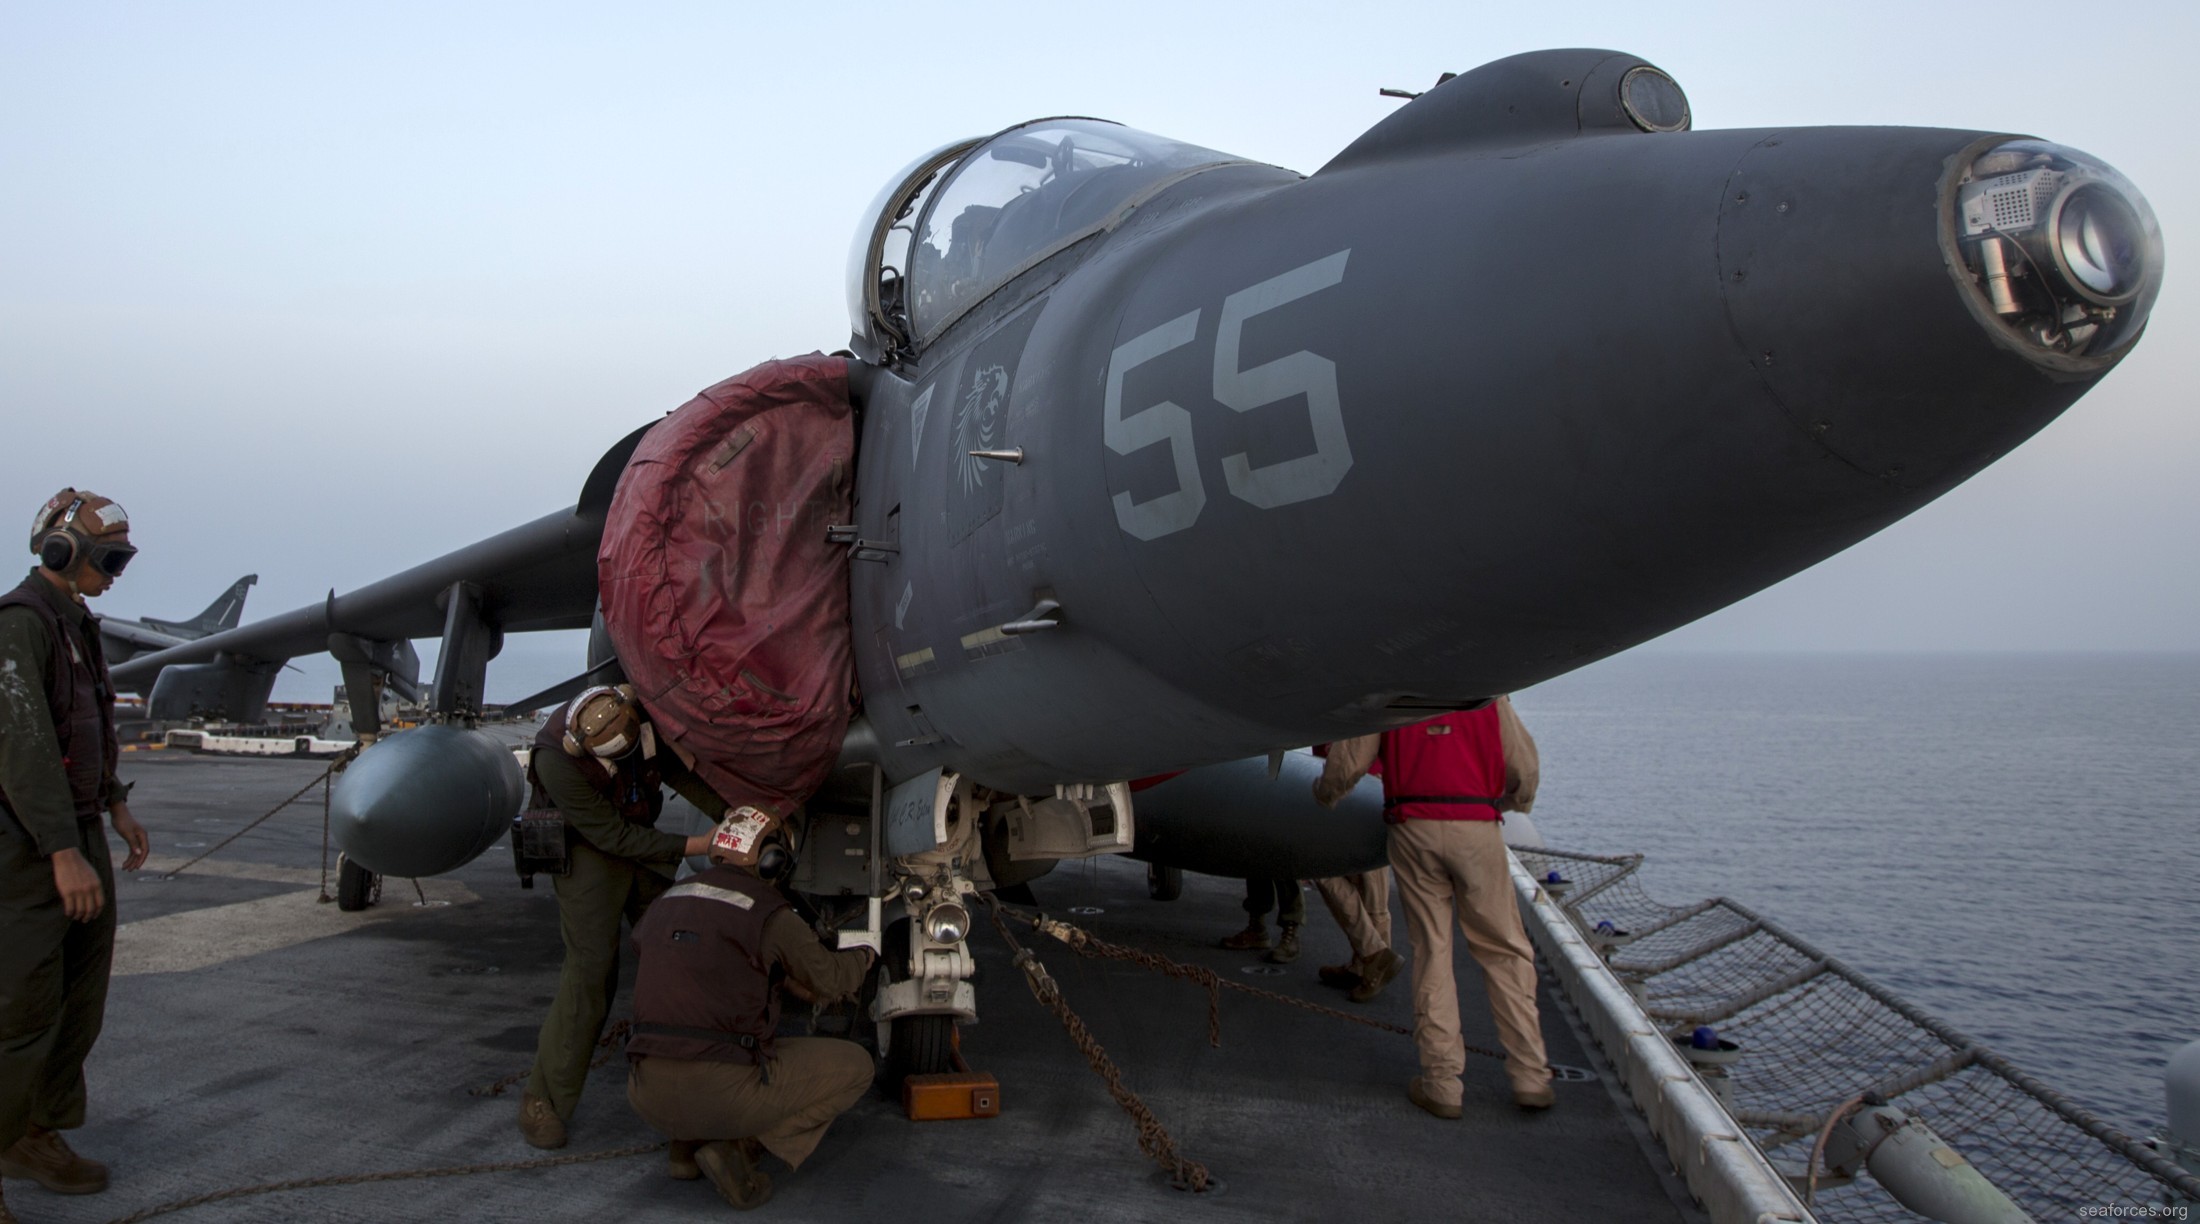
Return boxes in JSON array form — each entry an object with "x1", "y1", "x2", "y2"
[{"x1": 904, "y1": 117, "x2": 1258, "y2": 351}]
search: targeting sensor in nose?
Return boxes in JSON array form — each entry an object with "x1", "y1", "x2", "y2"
[{"x1": 1951, "y1": 139, "x2": 2163, "y2": 358}]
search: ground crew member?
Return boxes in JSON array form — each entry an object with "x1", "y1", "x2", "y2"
[
  {"x1": 1308, "y1": 743, "x2": 1403, "y2": 1003},
  {"x1": 1218, "y1": 877, "x2": 1306, "y2": 963},
  {"x1": 626, "y1": 810, "x2": 876, "y2": 1212},
  {"x1": 1313, "y1": 696, "x2": 1554, "y2": 1116},
  {"x1": 1313, "y1": 869, "x2": 1401, "y2": 1002},
  {"x1": 518, "y1": 685, "x2": 719, "y2": 1151},
  {"x1": 0, "y1": 490, "x2": 151, "y2": 1222}
]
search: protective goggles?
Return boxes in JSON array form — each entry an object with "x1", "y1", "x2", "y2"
[{"x1": 88, "y1": 543, "x2": 136, "y2": 577}]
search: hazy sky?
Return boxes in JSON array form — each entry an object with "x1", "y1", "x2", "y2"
[{"x1": 5, "y1": 2, "x2": 2195, "y2": 701}]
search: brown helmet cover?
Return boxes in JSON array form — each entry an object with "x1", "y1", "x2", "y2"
[
  {"x1": 706, "y1": 805, "x2": 782, "y2": 869},
  {"x1": 561, "y1": 684, "x2": 648, "y2": 759},
  {"x1": 30, "y1": 488, "x2": 131, "y2": 553}
]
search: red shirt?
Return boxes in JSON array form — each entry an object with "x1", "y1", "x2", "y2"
[{"x1": 1377, "y1": 706, "x2": 1507, "y2": 822}]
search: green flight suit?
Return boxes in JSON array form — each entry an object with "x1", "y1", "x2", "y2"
[
  {"x1": 0, "y1": 573, "x2": 124, "y2": 1153},
  {"x1": 523, "y1": 742, "x2": 725, "y2": 1121}
]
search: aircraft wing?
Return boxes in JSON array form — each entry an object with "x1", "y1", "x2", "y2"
[
  {"x1": 111, "y1": 424, "x2": 650, "y2": 717},
  {"x1": 98, "y1": 616, "x2": 187, "y2": 659},
  {"x1": 109, "y1": 507, "x2": 601, "y2": 695}
]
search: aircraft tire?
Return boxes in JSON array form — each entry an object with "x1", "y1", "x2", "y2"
[
  {"x1": 876, "y1": 918, "x2": 956, "y2": 1089},
  {"x1": 336, "y1": 855, "x2": 380, "y2": 911},
  {"x1": 1147, "y1": 863, "x2": 1183, "y2": 902},
  {"x1": 885, "y1": 1015, "x2": 955, "y2": 1085}
]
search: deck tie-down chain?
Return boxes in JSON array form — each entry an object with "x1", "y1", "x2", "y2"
[
  {"x1": 160, "y1": 745, "x2": 360, "y2": 884},
  {"x1": 995, "y1": 904, "x2": 1506, "y2": 1062},
  {"x1": 978, "y1": 900, "x2": 1510, "y2": 1196},
  {"x1": 985, "y1": 898, "x2": 1213, "y2": 1193}
]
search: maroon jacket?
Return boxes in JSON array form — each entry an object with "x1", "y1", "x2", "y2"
[
  {"x1": 628, "y1": 865, "x2": 789, "y2": 1065},
  {"x1": 0, "y1": 574, "x2": 119, "y2": 824}
]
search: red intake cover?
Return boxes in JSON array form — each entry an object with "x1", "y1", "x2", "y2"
[{"x1": 598, "y1": 354, "x2": 855, "y2": 816}]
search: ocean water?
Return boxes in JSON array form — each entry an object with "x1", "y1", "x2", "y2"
[{"x1": 1513, "y1": 651, "x2": 2200, "y2": 1140}]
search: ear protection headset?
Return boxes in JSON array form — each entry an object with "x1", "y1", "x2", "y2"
[
  {"x1": 756, "y1": 827, "x2": 796, "y2": 881},
  {"x1": 38, "y1": 496, "x2": 89, "y2": 572},
  {"x1": 32, "y1": 490, "x2": 135, "y2": 578}
]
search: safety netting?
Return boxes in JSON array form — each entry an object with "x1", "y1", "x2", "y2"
[{"x1": 1514, "y1": 844, "x2": 2199, "y2": 1221}]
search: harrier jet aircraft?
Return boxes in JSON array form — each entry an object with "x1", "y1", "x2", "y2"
[
  {"x1": 110, "y1": 49, "x2": 2163, "y2": 1074},
  {"x1": 99, "y1": 574, "x2": 256, "y2": 668}
]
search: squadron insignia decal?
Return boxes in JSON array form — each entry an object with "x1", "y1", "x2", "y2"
[
  {"x1": 945, "y1": 302, "x2": 1042, "y2": 544},
  {"x1": 955, "y1": 364, "x2": 1009, "y2": 495}
]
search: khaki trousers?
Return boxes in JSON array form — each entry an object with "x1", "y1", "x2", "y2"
[
  {"x1": 1313, "y1": 869, "x2": 1392, "y2": 966},
  {"x1": 1387, "y1": 819, "x2": 1549, "y2": 1104},
  {"x1": 627, "y1": 1039, "x2": 874, "y2": 1169}
]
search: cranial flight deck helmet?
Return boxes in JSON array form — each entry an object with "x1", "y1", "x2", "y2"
[
  {"x1": 31, "y1": 488, "x2": 136, "y2": 579},
  {"x1": 709, "y1": 806, "x2": 795, "y2": 879},
  {"x1": 561, "y1": 684, "x2": 653, "y2": 760}
]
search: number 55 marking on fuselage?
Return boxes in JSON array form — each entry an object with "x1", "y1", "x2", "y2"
[{"x1": 1103, "y1": 250, "x2": 1352, "y2": 541}]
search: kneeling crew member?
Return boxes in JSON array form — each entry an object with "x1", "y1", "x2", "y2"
[
  {"x1": 518, "y1": 685, "x2": 720, "y2": 1150},
  {"x1": 627, "y1": 811, "x2": 876, "y2": 1212}
]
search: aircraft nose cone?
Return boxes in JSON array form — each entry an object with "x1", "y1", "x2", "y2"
[
  {"x1": 1094, "y1": 123, "x2": 2162, "y2": 723},
  {"x1": 1714, "y1": 130, "x2": 2160, "y2": 494},
  {"x1": 329, "y1": 725, "x2": 524, "y2": 878}
]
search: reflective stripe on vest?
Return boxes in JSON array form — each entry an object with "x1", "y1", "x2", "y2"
[{"x1": 660, "y1": 881, "x2": 758, "y2": 909}]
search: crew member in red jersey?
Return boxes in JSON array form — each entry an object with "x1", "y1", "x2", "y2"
[{"x1": 1313, "y1": 696, "x2": 1554, "y2": 1116}]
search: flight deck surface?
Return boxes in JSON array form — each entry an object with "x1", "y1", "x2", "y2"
[{"x1": 32, "y1": 751, "x2": 1697, "y2": 1223}]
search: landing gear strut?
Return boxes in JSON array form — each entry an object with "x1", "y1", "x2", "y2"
[{"x1": 877, "y1": 918, "x2": 958, "y2": 1084}]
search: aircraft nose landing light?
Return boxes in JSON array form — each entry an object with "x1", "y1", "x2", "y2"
[{"x1": 1953, "y1": 139, "x2": 2163, "y2": 357}]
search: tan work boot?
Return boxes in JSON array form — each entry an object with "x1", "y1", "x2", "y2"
[
  {"x1": 1316, "y1": 960, "x2": 1362, "y2": 990},
  {"x1": 667, "y1": 1139, "x2": 701, "y2": 1181},
  {"x1": 1513, "y1": 1081, "x2": 1557, "y2": 1110},
  {"x1": 1347, "y1": 947, "x2": 1403, "y2": 1003},
  {"x1": 1407, "y1": 1079, "x2": 1463, "y2": 1120},
  {"x1": 694, "y1": 1138, "x2": 773, "y2": 1210},
  {"x1": 1217, "y1": 918, "x2": 1269, "y2": 951},
  {"x1": 1264, "y1": 922, "x2": 1301, "y2": 964},
  {"x1": 516, "y1": 1093, "x2": 567, "y2": 1150},
  {"x1": 1, "y1": 1126, "x2": 109, "y2": 1194}
]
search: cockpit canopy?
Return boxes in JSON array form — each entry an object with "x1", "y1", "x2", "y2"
[{"x1": 848, "y1": 118, "x2": 1249, "y2": 360}]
